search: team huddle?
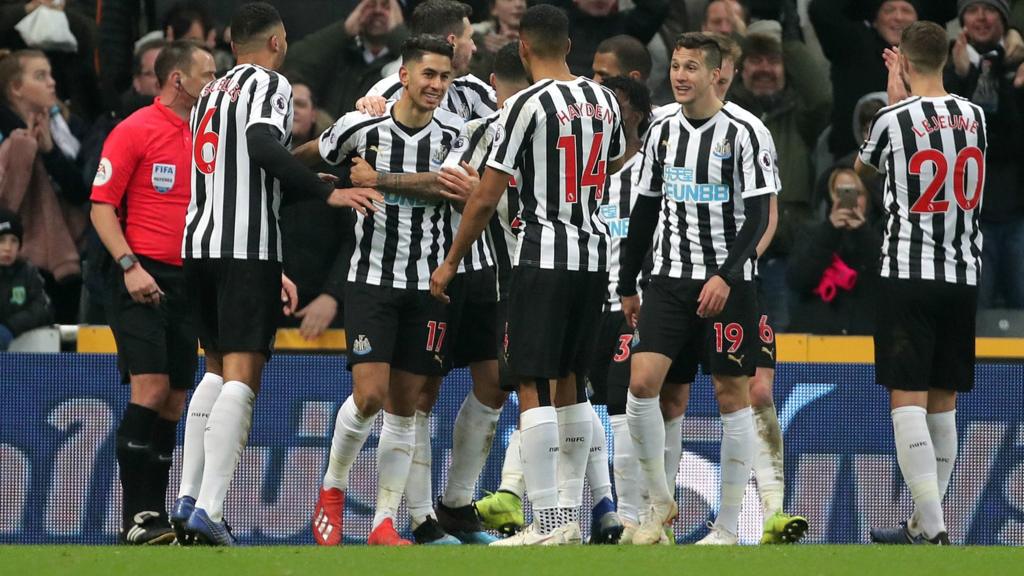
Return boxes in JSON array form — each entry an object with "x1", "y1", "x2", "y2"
[{"x1": 96, "y1": 0, "x2": 985, "y2": 548}]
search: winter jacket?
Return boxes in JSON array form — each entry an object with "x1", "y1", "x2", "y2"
[
  {"x1": 787, "y1": 214, "x2": 883, "y2": 335},
  {"x1": 0, "y1": 258, "x2": 52, "y2": 336}
]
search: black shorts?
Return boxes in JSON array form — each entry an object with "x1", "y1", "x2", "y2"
[
  {"x1": 107, "y1": 256, "x2": 197, "y2": 390},
  {"x1": 874, "y1": 277, "x2": 977, "y2": 392},
  {"x1": 634, "y1": 276, "x2": 758, "y2": 379},
  {"x1": 447, "y1": 268, "x2": 498, "y2": 369},
  {"x1": 183, "y1": 258, "x2": 282, "y2": 357},
  {"x1": 587, "y1": 308, "x2": 633, "y2": 415},
  {"x1": 756, "y1": 303, "x2": 777, "y2": 370},
  {"x1": 344, "y1": 282, "x2": 449, "y2": 376},
  {"x1": 506, "y1": 267, "x2": 606, "y2": 380}
]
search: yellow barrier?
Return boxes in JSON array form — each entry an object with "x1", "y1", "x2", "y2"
[{"x1": 75, "y1": 326, "x2": 1024, "y2": 362}]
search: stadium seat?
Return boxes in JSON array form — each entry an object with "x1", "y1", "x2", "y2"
[{"x1": 8, "y1": 327, "x2": 61, "y2": 353}]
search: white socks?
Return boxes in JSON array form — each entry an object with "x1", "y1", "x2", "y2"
[
  {"x1": 406, "y1": 411, "x2": 434, "y2": 527},
  {"x1": 626, "y1": 392, "x2": 672, "y2": 505},
  {"x1": 520, "y1": 406, "x2": 559, "y2": 533},
  {"x1": 442, "y1": 392, "x2": 502, "y2": 508},
  {"x1": 195, "y1": 380, "x2": 255, "y2": 522},
  {"x1": 556, "y1": 401, "x2": 594, "y2": 523},
  {"x1": 893, "y1": 406, "x2": 945, "y2": 537},
  {"x1": 178, "y1": 372, "x2": 223, "y2": 499},
  {"x1": 752, "y1": 404, "x2": 785, "y2": 517},
  {"x1": 664, "y1": 414, "x2": 683, "y2": 495},
  {"x1": 611, "y1": 414, "x2": 642, "y2": 524},
  {"x1": 497, "y1": 428, "x2": 525, "y2": 499},
  {"x1": 323, "y1": 396, "x2": 374, "y2": 491},
  {"x1": 927, "y1": 410, "x2": 957, "y2": 499},
  {"x1": 715, "y1": 406, "x2": 755, "y2": 536},
  {"x1": 586, "y1": 407, "x2": 613, "y2": 505},
  {"x1": 373, "y1": 412, "x2": 416, "y2": 529}
]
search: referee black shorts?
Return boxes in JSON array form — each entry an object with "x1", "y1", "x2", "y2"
[
  {"x1": 875, "y1": 277, "x2": 977, "y2": 393},
  {"x1": 505, "y1": 267, "x2": 606, "y2": 381},
  {"x1": 634, "y1": 275, "x2": 758, "y2": 380},
  {"x1": 446, "y1": 267, "x2": 499, "y2": 370},
  {"x1": 107, "y1": 255, "x2": 198, "y2": 390},
  {"x1": 344, "y1": 282, "x2": 449, "y2": 377},
  {"x1": 183, "y1": 258, "x2": 282, "y2": 357}
]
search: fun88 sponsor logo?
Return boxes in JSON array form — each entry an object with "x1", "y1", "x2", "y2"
[{"x1": 663, "y1": 166, "x2": 729, "y2": 203}]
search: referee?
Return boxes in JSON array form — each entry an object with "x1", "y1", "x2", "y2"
[{"x1": 90, "y1": 40, "x2": 216, "y2": 545}]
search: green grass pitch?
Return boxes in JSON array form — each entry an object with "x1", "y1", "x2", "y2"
[{"x1": 1, "y1": 545, "x2": 1022, "y2": 576}]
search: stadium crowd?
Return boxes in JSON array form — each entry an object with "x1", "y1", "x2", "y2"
[{"x1": 0, "y1": 0, "x2": 1021, "y2": 346}]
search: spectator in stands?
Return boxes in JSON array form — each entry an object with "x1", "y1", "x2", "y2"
[
  {"x1": 279, "y1": 78, "x2": 351, "y2": 339},
  {"x1": 787, "y1": 168, "x2": 881, "y2": 335},
  {"x1": 945, "y1": 0, "x2": 1024, "y2": 309},
  {"x1": 809, "y1": 0, "x2": 920, "y2": 158},
  {"x1": 469, "y1": 0, "x2": 524, "y2": 80},
  {"x1": 0, "y1": 208, "x2": 52, "y2": 350},
  {"x1": 727, "y1": 32, "x2": 831, "y2": 331},
  {"x1": 162, "y1": 1, "x2": 216, "y2": 47},
  {"x1": 591, "y1": 34, "x2": 652, "y2": 84},
  {"x1": 0, "y1": 49, "x2": 88, "y2": 323},
  {"x1": 536, "y1": 0, "x2": 668, "y2": 77},
  {"x1": 0, "y1": 0, "x2": 101, "y2": 121},
  {"x1": 815, "y1": 91, "x2": 888, "y2": 214},
  {"x1": 703, "y1": 0, "x2": 749, "y2": 37},
  {"x1": 119, "y1": 39, "x2": 166, "y2": 118},
  {"x1": 284, "y1": 0, "x2": 406, "y2": 119}
]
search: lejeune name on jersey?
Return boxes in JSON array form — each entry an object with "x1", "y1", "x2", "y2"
[
  {"x1": 369, "y1": 72, "x2": 497, "y2": 121},
  {"x1": 635, "y1": 101, "x2": 779, "y2": 282},
  {"x1": 487, "y1": 77, "x2": 625, "y2": 272},
  {"x1": 320, "y1": 103, "x2": 464, "y2": 290},
  {"x1": 858, "y1": 95, "x2": 987, "y2": 286},
  {"x1": 444, "y1": 112, "x2": 522, "y2": 296},
  {"x1": 601, "y1": 154, "x2": 641, "y2": 310},
  {"x1": 184, "y1": 64, "x2": 293, "y2": 261}
]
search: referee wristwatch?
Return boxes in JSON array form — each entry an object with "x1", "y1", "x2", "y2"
[{"x1": 117, "y1": 253, "x2": 139, "y2": 272}]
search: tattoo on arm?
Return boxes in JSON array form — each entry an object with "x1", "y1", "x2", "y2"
[{"x1": 375, "y1": 172, "x2": 441, "y2": 199}]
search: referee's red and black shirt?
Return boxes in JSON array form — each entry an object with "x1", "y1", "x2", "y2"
[{"x1": 90, "y1": 97, "x2": 192, "y2": 266}]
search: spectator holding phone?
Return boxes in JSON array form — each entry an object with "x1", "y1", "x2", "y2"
[{"x1": 787, "y1": 167, "x2": 882, "y2": 335}]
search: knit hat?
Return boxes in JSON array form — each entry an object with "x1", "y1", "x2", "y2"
[
  {"x1": 875, "y1": 0, "x2": 922, "y2": 18},
  {"x1": 0, "y1": 208, "x2": 22, "y2": 243},
  {"x1": 958, "y1": 0, "x2": 1010, "y2": 24}
]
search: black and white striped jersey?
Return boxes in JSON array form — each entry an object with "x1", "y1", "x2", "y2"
[
  {"x1": 443, "y1": 112, "x2": 522, "y2": 296},
  {"x1": 319, "y1": 104, "x2": 464, "y2": 290},
  {"x1": 368, "y1": 72, "x2": 497, "y2": 121},
  {"x1": 183, "y1": 64, "x2": 293, "y2": 261},
  {"x1": 858, "y1": 95, "x2": 987, "y2": 286},
  {"x1": 601, "y1": 154, "x2": 642, "y2": 310},
  {"x1": 634, "y1": 102, "x2": 780, "y2": 281},
  {"x1": 487, "y1": 77, "x2": 625, "y2": 271}
]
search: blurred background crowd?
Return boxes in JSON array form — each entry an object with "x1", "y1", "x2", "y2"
[{"x1": 1, "y1": 0, "x2": 1022, "y2": 348}]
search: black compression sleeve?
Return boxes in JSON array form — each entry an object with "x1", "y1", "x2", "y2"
[
  {"x1": 716, "y1": 193, "x2": 771, "y2": 285},
  {"x1": 617, "y1": 193, "x2": 661, "y2": 297},
  {"x1": 246, "y1": 124, "x2": 333, "y2": 201}
]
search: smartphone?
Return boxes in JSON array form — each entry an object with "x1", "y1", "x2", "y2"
[{"x1": 836, "y1": 185, "x2": 859, "y2": 209}]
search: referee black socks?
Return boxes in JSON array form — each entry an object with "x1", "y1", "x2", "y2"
[
  {"x1": 144, "y1": 418, "x2": 177, "y2": 518},
  {"x1": 116, "y1": 403, "x2": 158, "y2": 530}
]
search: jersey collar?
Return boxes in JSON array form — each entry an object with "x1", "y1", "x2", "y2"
[{"x1": 153, "y1": 97, "x2": 187, "y2": 128}]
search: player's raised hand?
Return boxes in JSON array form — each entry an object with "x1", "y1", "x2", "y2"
[
  {"x1": 621, "y1": 294, "x2": 641, "y2": 329},
  {"x1": 696, "y1": 275, "x2": 730, "y2": 318},
  {"x1": 356, "y1": 95, "x2": 388, "y2": 116},
  {"x1": 438, "y1": 161, "x2": 480, "y2": 205},
  {"x1": 430, "y1": 260, "x2": 457, "y2": 303},
  {"x1": 328, "y1": 187, "x2": 383, "y2": 215},
  {"x1": 883, "y1": 47, "x2": 908, "y2": 105},
  {"x1": 281, "y1": 273, "x2": 299, "y2": 316}
]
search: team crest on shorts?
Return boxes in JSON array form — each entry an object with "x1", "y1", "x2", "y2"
[
  {"x1": 10, "y1": 286, "x2": 25, "y2": 305},
  {"x1": 352, "y1": 334, "x2": 372, "y2": 355},
  {"x1": 151, "y1": 163, "x2": 175, "y2": 193}
]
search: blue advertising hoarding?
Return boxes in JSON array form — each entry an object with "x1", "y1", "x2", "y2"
[{"x1": 0, "y1": 353, "x2": 1020, "y2": 545}]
